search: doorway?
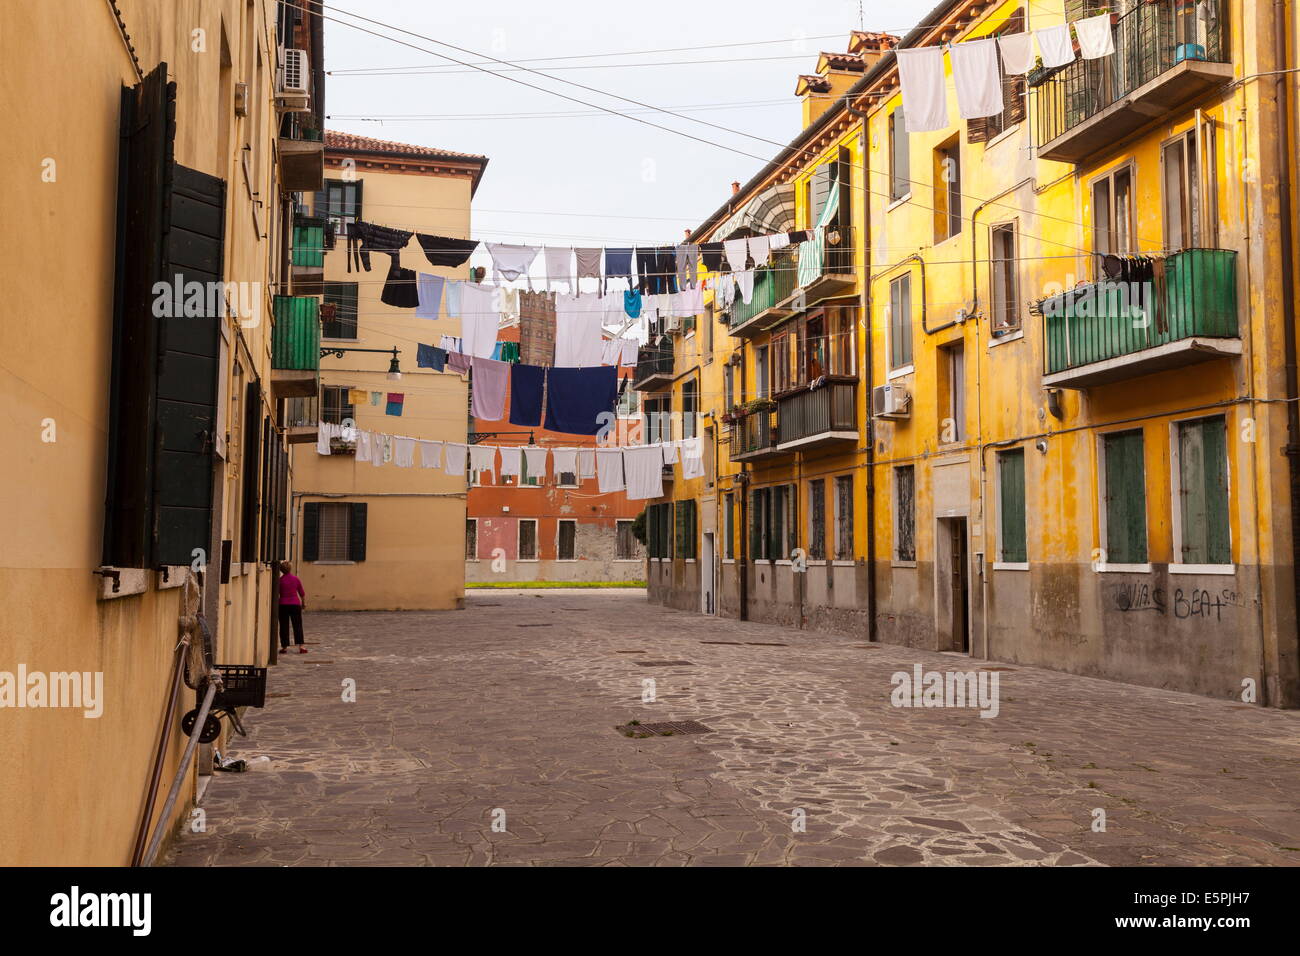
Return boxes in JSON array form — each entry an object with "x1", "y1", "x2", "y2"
[
  {"x1": 936, "y1": 516, "x2": 970, "y2": 652},
  {"x1": 701, "y1": 532, "x2": 716, "y2": 615}
]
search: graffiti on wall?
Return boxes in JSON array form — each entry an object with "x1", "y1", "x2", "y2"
[{"x1": 1111, "y1": 581, "x2": 1247, "y2": 622}]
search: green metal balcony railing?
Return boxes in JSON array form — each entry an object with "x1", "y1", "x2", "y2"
[
  {"x1": 728, "y1": 410, "x2": 778, "y2": 460},
  {"x1": 633, "y1": 342, "x2": 674, "y2": 387},
  {"x1": 1036, "y1": 0, "x2": 1227, "y2": 147},
  {"x1": 273, "y1": 295, "x2": 321, "y2": 371},
  {"x1": 776, "y1": 379, "x2": 856, "y2": 445},
  {"x1": 291, "y1": 215, "x2": 325, "y2": 268},
  {"x1": 1043, "y1": 248, "x2": 1237, "y2": 375},
  {"x1": 730, "y1": 252, "x2": 798, "y2": 329}
]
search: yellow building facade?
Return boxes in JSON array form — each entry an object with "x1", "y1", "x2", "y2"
[
  {"x1": 646, "y1": 0, "x2": 1300, "y2": 706},
  {"x1": 0, "y1": 0, "x2": 327, "y2": 862},
  {"x1": 287, "y1": 133, "x2": 487, "y2": 610}
]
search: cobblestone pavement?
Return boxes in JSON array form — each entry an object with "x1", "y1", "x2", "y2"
[{"x1": 165, "y1": 590, "x2": 1300, "y2": 867}]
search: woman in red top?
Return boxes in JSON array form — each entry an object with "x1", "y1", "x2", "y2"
[{"x1": 277, "y1": 561, "x2": 308, "y2": 654}]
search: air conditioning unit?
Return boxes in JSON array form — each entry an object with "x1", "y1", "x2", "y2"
[
  {"x1": 872, "y1": 383, "x2": 911, "y2": 419},
  {"x1": 276, "y1": 48, "x2": 310, "y2": 112}
]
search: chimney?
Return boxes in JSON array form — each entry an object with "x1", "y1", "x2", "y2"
[
  {"x1": 731, "y1": 181, "x2": 740, "y2": 196},
  {"x1": 796, "y1": 33, "x2": 897, "y2": 128}
]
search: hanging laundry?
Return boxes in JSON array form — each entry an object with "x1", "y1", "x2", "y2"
[
  {"x1": 522, "y1": 446, "x2": 548, "y2": 483},
  {"x1": 680, "y1": 437, "x2": 705, "y2": 479},
  {"x1": 509, "y1": 363, "x2": 546, "y2": 427},
  {"x1": 601, "y1": 337, "x2": 639, "y2": 367},
  {"x1": 356, "y1": 430, "x2": 372, "y2": 462},
  {"x1": 747, "y1": 234, "x2": 771, "y2": 270},
  {"x1": 381, "y1": 258, "x2": 420, "y2": 308},
  {"x1": 723, "y1": 237, "x2": 750, "y2": 273},
  {"x1": 370, "y1": 391, "x2": 383, "y2": 406},
  {"x1": 574, "y1": 247, "x2": 603, "y2": 288},
  {"x1": 698, "y1": 242, "x2": 724, "y2": 274},
  {"x1": 736, "y1": 270, "x2": 755, "y2": 305},
  {"x1": 1073, "y1": 13, "x2": 1114, "y2": 59},
  {"x1": 469, "y1": 355, "x2": 509, "y2": 422},
  {"x1": 544, "y1": 247, "x2": 573, "y2": 291},
  {"x1": 660, "y1": 441, "x2": 678, "y2": 465},
  {"x1": 349, "y1": 221, "x2": 412, "y2": 273},
  {"x1": 1035, "y1": 24, "x2": 1075, "y2": 68},
  {"x1": 416, "y1": 273, "x2": 445, "y2": 319},
  {"x1": 595, "y1": 448, "x2": 626, "y2": 493},
  {"x1": 787, "y1": 229, "x2": 813, "y2": 245},
  {"x1": 551, "y1": 447, "x2": 579, "y2": 478},
  {"x1": 769, "y1": 232, "x2": 791, "y2": 253},
  {"x1": 447, "y1": 350, "x2": 472, "y2": 374},
  {"x1": 468, "y1": 443, "x2": 496, "y2": 481},
  {"x1": 949, "y1": 37, "x2": 1004, "y2": 119},
  {"x1": 675, "y1": 243, "x2": 700, "y2": 288},
  {"x1": 499, "y1": 287, "x2": 520, "y2": 321},
  {"x1": 655, "y1": 247, "x2": 679, "y2": 295},
  {"x1": 623, "y1": 445, "x2": 664, "y2": 500},
  {"x1": 420, "y1": 440, "x2": 443, "y2": 469},
  {"x1": 316, "y1": 424, "x2": 331, "y2": 456},
  {"x1": 895, "y1": 46, "x2": 948, "y2": 132},
  {"x1": 348, "y1": 388, "x2": 368, "y2": 406},
  {"x1": 416, "y1": 343, "x2": 447, "y2": 371},
  {"x1": 544, "y1": 365, "x2": 618, "y2": 435},
  {"x1": 385, "y1": 393, "x2": 404, "y2": 416},
  {"x1": 485, "y1": 242, "x2": 540, "y2": 285},
  {"x1": 443, "y1": 442, "x2": 467, "y2": 477},
  {"x1": 604, "y1": 247, "x2": 633, "y2": 290},
  {"x1": 499, "y1": 446, "x2": 522, "y2": 478},
  {"x1": 415, "y1": 233, "x2": 478, "y2": 268},
  {"x1": 623, "y1": 289, "x2": 643, "y2": 319},
  {"x1": 492, "y1": 341, "x2": 520, "y2": 364},
  {"x1": 459, "y1": 284, "x2": 499, "y2": 358},
  {"x1": 444, "y1": 280, "x2": 464, "y2": 318},
  {"x1": 518, "y1": 291, "x2": 556, "y2": 367},
  {"x1": 577, "y1": 448, "x2": 597, "y2": 479},
  {"x1": 555, "y1": 293, "x2": 606, "y2": 367},
  {"x1": 439, "y1": 334, "x2": 462, "y2": 353},
  {"x1": 372, "y1": 433, "x2": 390, "y2": 467},
  {"x1": 685, "y1": 282, "x2": 705, "y2": 317},
  {"x1": 998, "y1": 32, "x2": 1036, "y2": 75},
  {"x1": 393, "y1": 437, "x2": 416, "y2": 468},
  {"x1": 634, "y1": 248, "x2": 658, "y2": 295}
]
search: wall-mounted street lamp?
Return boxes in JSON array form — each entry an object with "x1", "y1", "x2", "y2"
[{"x1": 320, "y1": 345, "x2": 403, "y2": 381}]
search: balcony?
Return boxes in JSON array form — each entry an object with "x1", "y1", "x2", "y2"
[
  {"x1": 279, "y1": 127, "x2": 325, "y2": 192},
  {"x1": 728, "y1": 252, "x2": 797, "y2": 337},
  {"x1": 727, "y1": 409, "x2": 781, "y2": 462},
  {"x1": 1042, "y1": 248, "x2": 1239, "y2": 388},
  {"x1": 283, "y1": 396, "x2": 321, "y2": 445},
  {"x1": 632, "y1": 342, "x2": 674, "y2": 392},
  {"x1": 292, "y1": 214, "x2": 325, "y2": 295},
  {"x1": 791, "y1": 226, "x2": 856, "y2": 308},
  {"x1": 1035, "y1": 0, "x2": 1230, "y2": 163},
  {"x1": 775, "y1": 378, "x2": 857, "y2": 451},
  {"x1": 271, "y1": 295, "x2": 320, "y2": 398}
]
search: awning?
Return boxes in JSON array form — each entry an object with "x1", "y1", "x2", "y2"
[{"x1": 714, "y1": 183, "x2": 796, "y2": 240}]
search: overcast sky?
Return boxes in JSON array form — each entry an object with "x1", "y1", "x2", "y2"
[{"x1": 322, "y1": 1, "x2": 935, "y2": 248}]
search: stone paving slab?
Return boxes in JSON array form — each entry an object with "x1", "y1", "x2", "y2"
[{"x1": 165, "y1": 590, "x2": 1300, "y2": 867}]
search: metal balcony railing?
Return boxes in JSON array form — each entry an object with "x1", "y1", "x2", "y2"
[
  {"x1": 776, "y1": 380, "x2": 856, "y2": 446},
  {"x1": 1042, "y1": 248, "x2": 1237, "y2": 375},
  {"x1": 633, "y1": 343, "x2": 674, "y2": 386},
  {"x1": 292, "y1": 215, "x2": 325, "y2": 268},
  {"x1": 1036, "y1": 0, "x2": 1227, "y2": 147},
  {"x1": 729, "y1": 251, "x2": 798, "y2": 329},
  {"x1": 727, "y1": 410, "x2": 778, "y2": 460}
]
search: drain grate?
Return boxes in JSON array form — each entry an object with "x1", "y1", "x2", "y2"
[
  {"x1": 634, "y1": 660, "x2": 695, "y2": 667},
  {"x1": 745, "y1": 642, "x2": 788, "y2": 646},
  {"x1": 700, "y1": 641, "x2": 743, "y2": 645},
  {"x1": 615, "y1": 650, "x2": 645, "y2": 654},
  {"x1": 616, "y1": 720, "x2": 712, "y2": 738},
  {"x1": 516, "y1": 623, "x2": 553, "y2": 628}
]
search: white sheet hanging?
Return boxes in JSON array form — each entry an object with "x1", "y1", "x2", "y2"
[
  {"x1": 623, "y1": 445, "x2": 664, "y2": 501},
  {"x1": 948, "y1": 37, "x2": 1004, "y2": 119},
  {"x1": 997, "y1": 32, "x2": 1035, "y2": 75},
  {"x1": 595, "y1": 448, "x2": 626, "y2": 493},
  {"x1": 420, "y1": 440, "x2": 442, "y2": 468},
  {"x1": 1035, "y1": 24, "x2": 1075, "y2": 69},
  {"x1": 1073, "y1": 14, "x2": 1115, "y2": 60},
  {"x1": 459, "y1": 284, "x2": 499, "y2": 358},
  {"x1": 895, "y1": 46, "x2": 948, "y2": 132},
  {"x1": 555, "y1": 293, "x2": 606, "y2": 367}
]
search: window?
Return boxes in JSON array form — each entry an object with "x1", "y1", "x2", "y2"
[
  {"x1": 318, "y1": 178, "x2": 362, "y2": 234},
  {"x1": 1163, "y1": 130, "x2": 1211, "y2": 252},
  {"x1": 894, "y1": 466, "x2": 916, "y2": 562},
  {"x1": 940, "y1": 342, "x2": 965, "y2": 444},
  {"x1": 644, "y1": 395, "x2": 670, "y2": 445},
  {"x1": 990, "y1": 224, "x2": 1020, "y2": 333},
  {"x1": 934, "y1": 136, "x2": 961, "y2": 242},
  {"x1": 834, "y1": 475, "x2": 854, "y2": 561},
  {"x1": 675, "y1": 499, "x2": 697, "y2": 559},
  {"x1": 1101, "y1": 430, "x2": 1147, "y2": 565},
  {"x1": 321, "y1": 385, "x2": 355, "y2": 426},
  {"x1": 755, "y1": 345, "x2": 769, "y2": 398},
  {"x1": 770, "y1": 484, "x2": 793, "y2": 561},
  {"x1": 616, "y1": 520, "x2": 637, "y2": 559},
  {"x1": 303, "y1": 501, "x2": 367, "y2": 563},
  {"x1": 703, "y1": 303, "x2": 714, "y2": 357},
  {"x1": 750, "y1": 487, "x2": 770, "y2": 561},
  {"x1": 889, "y1": 274, "x2": 913, "y2": 370},
  {"x1": 723, "y1": 493, "x2": 735, "y2": 560},
  {"x1": 724, "y1": 363, "x2": 735, "y2": 411},
  {"x1": 518, "y1": 519, "x2": 538, "y2": 561},
  {"x1": 557, "y1": 520, "x2": 577, "y2": 561},
  {"x1": 799, "y1": 312, "x2": 826, "y2": 384},
  {"x1": 556, "y1": 469, "x2": 578, "y2": 487},
  {"x1": 829, "y1": 306, "x2": 856, "y2": 376},
  {"x1": 771, "y1": 333, "x2": 791, "y2": 393},
  {"x1": 889, "y1": 108, "x2": 910, "y2": 201},
  {"x1": 519, "y1": 449, "x2": 540, "y2": 487},
  {"x1": 808, "y1": 479, "x2": 826, "y2": 560},
  {"x1": 969, "y1": 9, "x2": 1027, "y2": 143},
  {"x1": 1092, "y1": 165, "x2": 1135, "y2": 263},
  {"x1": 465, "y1": 519, "x2": 478, "y2": 560},
  {"x1": 646, "y1": 502, "x2": 673, "y2": 559},
  {"x1": 1174, "y1": 416, "x2": 1231, "y2": 566},
  {"x1": 997, "y1": 450, "x2": 1027, "y2": 564},
  {"x1": 321, "y1": 282, "x2": 358, "y2": 339},
  {"x1": 681, "y1": 378, "x2": 698, "y2": 439}
]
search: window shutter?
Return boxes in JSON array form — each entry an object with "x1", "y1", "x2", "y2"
[
  {"x1": 750, "y1": 491, "x2": 762, "y2": 559},
  {"x1": 349, "y1": 502, "x2": 368, "y2": 561},
  {"x1": 967, "y1": 116, "x2": 990, "y2": 145},
  {"x1": 999, "y1": 452, "x2": 1027, "y2": 562},
  {"x1": 302, "y1": 502, "x2": 321, "y2": 562},
  {"x1": 1104, "y1": 431, "x2": 1147, "y2": 564},
  {"x1": 239, "y1": 380, "x2": 262, "y2": 562},
  {"x1": 1006, "y1": 75, "x2": 1027, "y2": 126},
  {"x1": 352, "y1": 179, "x2": 364, "y2": 223}
]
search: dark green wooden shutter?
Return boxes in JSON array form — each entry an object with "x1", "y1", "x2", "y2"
[
  {"x1": 302, "y1": 502, "x2": 320, "y2": 562},
  {"x1": 999, "y1": 451, "x2": 1027, "y2": 563},
  {"x1": 239, "y1": 380, "x2": 261, "y2": 562},
  {"x1": 1104, "y1": 430, "x2": 1147, "y2": 564},
  {"x1": 1179, "y1": 417, "x2": 1230, "y2": 564},
  {"x1": 153, "y1": 161, "x2": 225, "y2": 567},
  {"x1": 750, "y1": 490, "x2": 763, "y2": 559},
  {"x1": 349, "y1": 502, "x2": 368, "y2": 562}
]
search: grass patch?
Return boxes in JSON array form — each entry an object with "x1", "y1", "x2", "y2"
[{"x1": 467, "y1": 580, "x2": 646, "y2": 589}]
